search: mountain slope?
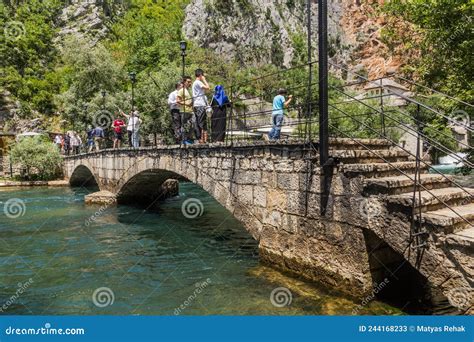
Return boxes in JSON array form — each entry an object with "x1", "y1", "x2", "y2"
[{"x1": 183, "y1": 0, "x2": 400, "y2": 78}]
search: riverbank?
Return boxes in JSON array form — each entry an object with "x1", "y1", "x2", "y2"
[{"x1": 0, "y1": 179, "x2": 69, "y2": 187}]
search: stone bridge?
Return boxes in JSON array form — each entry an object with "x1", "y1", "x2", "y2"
[{"x1": 63, "y1": 139, "x2": 473, "y2": 313}]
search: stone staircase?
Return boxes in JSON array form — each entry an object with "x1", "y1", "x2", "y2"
[
  {"x1": 332, "y1": 138, "x2": 474, "y2": 238},
  {"x1": 330, "y1": 138, "x2": 473, "y2": 312}
]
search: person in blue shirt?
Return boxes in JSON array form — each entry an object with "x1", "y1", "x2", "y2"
[
  {"x1": 86, "y1": 125, "x2": 95, "y2": 153},
  {"x1": 269, "y1": 88, "x2": 293, "y2": 140},
  {"x1": 93, "y1": 126, "x2": 105, "y2": 152}
]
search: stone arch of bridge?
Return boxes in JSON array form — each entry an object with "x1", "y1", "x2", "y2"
[
  {"x1": 69, "y1": 159, "x2": 264, "y2": 241},
  {"x1": 69, "y1": 164, "x2": 100, "y2": 188},
  {"x1": 115, "y1": 166, "x2": 264, "y2": 240}
]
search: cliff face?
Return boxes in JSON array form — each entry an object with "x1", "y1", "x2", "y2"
[
  {"x1": 183, "y1": 0, "x2": 400, "y2": 79},
  {"x1": 54, "y1": 0, "x2": 400, "y2": 79},
  {"x1": 55, "y1": 0, "x2": 114, "y2": 45}
]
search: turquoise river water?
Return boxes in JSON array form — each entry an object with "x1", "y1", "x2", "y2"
[{"x1": 0, "y1": 183, "x2": 403, "y2": 315}]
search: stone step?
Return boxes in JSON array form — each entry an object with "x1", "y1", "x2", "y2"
[
  {"x1": 328, "y1": 138, "x2": 394, "y2": 150},
  {"x1": 340, "y1": 161, "x2": 430, "y2": 178},
  {"x1": 417, "y1": 203, "x2": 474, "y2": 234},
  {"x1": 363, "y1": 174, "x2": 453, "y2": 195},
  {"x1": 446, "y1": 226, "x2": 474, "y2": 251},
  {"x1": 332, "y1": 149, "x2": 411, "y2": 164},
  {"x1": 387, "y1": 187, "x2": 474, "y2": 213}
]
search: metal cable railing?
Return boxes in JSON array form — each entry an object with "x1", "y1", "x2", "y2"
[
  {"x1": 330, "y1": 85, "x2": 473, "y2": 168},
  {"x1": 327, "y1": 118, "x2": 473, "y2": 227},
  {"x1": 328, "y1": 101, "x2": 474, "y2": 200},
  {"x1": 221, "y1": 60, "x2": 472, "y2": 234},
  {"x1": 328, "y1": 61, "x2": 473, "y2": 133},
  {"x1": 333, "y1": 93, "x2": 473, "y2": 150},
  {"x1": 392, "y1": 74, "x2": 474, "y2": 109},
  {"x1": 63, "y1": 58, "x2": 473, "y2": 241}
]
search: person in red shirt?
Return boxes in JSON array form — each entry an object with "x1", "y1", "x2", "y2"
[{"x1": 112, "y1": 114, "x2": 126, "y2": 148}]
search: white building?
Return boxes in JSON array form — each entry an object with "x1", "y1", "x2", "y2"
[{"x1": 357, "y1": 78, "x2": 412, "y2": 107}]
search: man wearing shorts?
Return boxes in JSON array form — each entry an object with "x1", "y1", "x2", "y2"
[
  {"x1": 192, "y1": 69, "x2": 210, "y2": 143},
  {"x1": 112, "y1": 115, "x2": 125, "y2": 148}
]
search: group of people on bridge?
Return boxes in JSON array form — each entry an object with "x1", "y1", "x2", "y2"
[
  {"x1": 168, "y1": 68, "x2": 232, "y2": 145},
  {"x1": 54, "y1": 68, "x2": 294, "y2": 154}
]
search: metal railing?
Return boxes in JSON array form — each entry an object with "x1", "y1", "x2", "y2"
[{"x1": 64, "y1": 60, "x2": 472, "y2": 237}]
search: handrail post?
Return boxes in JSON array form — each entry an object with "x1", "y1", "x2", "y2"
[
  {"x1": 243, "y1": 104, "x2": 247, "y2": 142},
  {"x1": 306, "y1": 0, "x2": 313, "y2": 142},
  {"x1": 380, "y1": 78, "x2": 385, "y2": 136},
  {"x1": 318, "y1": 0, "x2": 330, "y2": 216},
  {"x1": 230, "y1": 85, "x2": 234, "y2": 146},
  {"x1": 410, "y1": 104, "x2": 427, "y2": 258}
]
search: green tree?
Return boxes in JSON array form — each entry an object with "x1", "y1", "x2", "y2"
[
  {"x1": 55, "y1": 37, "x2": 126, "y2": 130},
  {"x1": 383, "y1": 0, "x2": 473, "y2": 104},
  {"x1": 10, "y1": 136, "x2": 62, "y2": 180},
  {"x1": 0, "y1": 0, "x2": 63, "y2": 115},
  {"x1": 109, "y1": 0, "x2": 189, "y2": 73}
]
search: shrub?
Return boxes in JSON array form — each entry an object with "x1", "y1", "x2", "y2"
[{"x1": 10, "y1": 136, "x2": 62, "y2": 180}]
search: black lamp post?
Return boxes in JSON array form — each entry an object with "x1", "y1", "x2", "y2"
[
  {"x1": 179, "y1": 41, "x2": 188, "y2": 145},
  {"x1": 180, "y1": 41, "x2": 187, "y2": 81},
  {"x1": 83, "y1": 104, "x2": 89, "y2": 138},
  {"x1": 129, "y1": 72, "x2": 137, "y2": 112},
  {"x1": 306, "y1": 0, "x2": 313, "y2": 136},
  {"x1": 101, "y1": 90, "x2": 106, "y2": 109},
  {"x1": 129, "y1": 71, "x2": 137, "y2": 147},
  {"x1": 317, "y1": 0, "x2": 330, "y2": 216}
]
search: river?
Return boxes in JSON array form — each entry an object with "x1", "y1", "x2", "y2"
[{"x1": 0, "y1": 184, "x2": 403, "y2": 315}]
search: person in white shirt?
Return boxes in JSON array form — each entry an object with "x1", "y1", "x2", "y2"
[
  {"x1": 168, "y1": 82, "x2": 182, "y2": 144},
  {"x1": 192, "y1": 69, "x2": 210, "y2": 143},
  {"x1": 54, "y1": 134, "x2": 62, "y2": 150},
  {"x1": 70, "y1": 131, "x2": 82, "y2": 155},
  {"x1": 121, "y1": 110, "x2": 142, "y2": 148}
]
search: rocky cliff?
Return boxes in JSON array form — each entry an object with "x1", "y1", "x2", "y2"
[
  {"x1": 55, "y1": 0, "x2": 112, "y2": 45},
  {"x1": 2, "y1": 0, "x2": 402, "y2": 132},
  {"x1": 55, "y1": 0, "x2": 399, "y2": 79},
  {"x1": 184, "y1": 0, "x2": 401, "y2": 79}
]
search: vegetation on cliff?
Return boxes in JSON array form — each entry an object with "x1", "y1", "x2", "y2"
[
  {"x1": 382, "y1": 0, "x2": 473, "y2": 106},
  {"x1": 0, "y1": 0, "x2": 471, "y2": 148}
]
